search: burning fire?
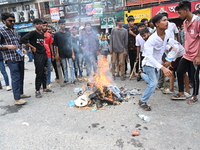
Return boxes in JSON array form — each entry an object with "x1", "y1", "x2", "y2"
[{"x1": 92, "y1": 57, "x2": 113, "y2": 100}]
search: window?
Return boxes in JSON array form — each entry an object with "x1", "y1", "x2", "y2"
[{"x1": 44, "y1": 2, "x2": 50, "y2": 14}]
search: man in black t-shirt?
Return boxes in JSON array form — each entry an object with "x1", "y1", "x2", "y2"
[
  {"x1": 54, "y1": 19, "x2": 75, "y2": 85},
  {"x1": 21, "y1": 19, "x2": 53, "y2": 98}
]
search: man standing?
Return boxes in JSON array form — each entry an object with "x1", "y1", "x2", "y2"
[
  {"x1": 110, "y1": 17, "x2": 128, "y2": 81},
  {"x1": 42, "y1": 22, "x2": 54, "y2": 88},
  {"x1": 173, "y1": 1, "x2": 200, "y2": 104},
  {"x1": 54, "y1": 19, "x2": 75, "y2": 85},
  {"x1": 81, "y1": 22, "x2": 99, "y2": 76},
  {"x1": 0, "y1": 12, "x2": 30, "y2": 105},
  {"x1": 21, "y1": 19, "x2": 53, "y2": 98}
]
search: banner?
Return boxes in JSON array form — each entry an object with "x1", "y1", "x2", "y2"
[
  {"x1": 86, "y1": 3, "x2": 93, "y2": 16},
  {"x1": 50, "y1": 8, "x2": 60, "y2": 22},
  {"x1": 152, "y1": 3, "x2": 179, "y2": 18},
  {"x1": 192, "y1": 1, "x2": 200, "y2": 11},
  {"x1": 124, "y1": 8, "x2": 151, "y2": 24},
  {"x1": 152, "y1": 1, "x2": 200, "y2": 18}
]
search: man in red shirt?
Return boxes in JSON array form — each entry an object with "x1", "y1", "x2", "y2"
[
  {"x1": 173, "y1": 1, "x2": 200, "y2": 104},
  {"x1": 42, "y1": 21, "x2": 54, "y2": 88}
]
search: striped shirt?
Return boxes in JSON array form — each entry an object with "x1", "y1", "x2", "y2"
[{"x1": 0, "y1": 26, "x2": 23, "y2": 61}]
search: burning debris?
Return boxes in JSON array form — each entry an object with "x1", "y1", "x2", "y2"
[{"x1": 72, "y1": 57, "x2": 142, "y2": 110}]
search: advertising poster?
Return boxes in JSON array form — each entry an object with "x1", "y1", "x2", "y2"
[{"x1": 50, "y1": 7, "x2": 60, "y2": 22}]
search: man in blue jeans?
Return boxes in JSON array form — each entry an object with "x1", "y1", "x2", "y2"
[
  {"x1": 138, "y1": 14, "x2": 172, "y2": 111},
  {"x1": 0, "y1": 12, "x2": 30, "y2": 105}
]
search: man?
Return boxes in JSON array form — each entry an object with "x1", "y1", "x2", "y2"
[
  {"x1": 21, "y1": 19, "x2": 53, "y2": 98},
  {"x1": 139, "y1": 14, "x2": 172, "y2": 111},
  {"x1": 81, "y1": 22, "x2": 99, "y2": 77},
  {"x1": 123, "y1": 16, "x2": 138, "y2": 74},
  {"x1": 54, "y1": 19, "x2": 75, "y2": 85},
  {"x1": 140, "y1": 18, "x2": 149, "y2": 28},
  {"x1": 0, "y1": 12, "x2": 30, "y2": 105},
  {"x1": 71, "y1": 26, "x2": 83, "y2": 81},
  {"x1": 173, "y1": 1, "x2": 200, "y2": 104},
  {"x1": 42, "y1": 22, "x2": 54, "y2": 88},
  {"x1": 110, "y1": 17, "x2": 128, "y2": 81}
]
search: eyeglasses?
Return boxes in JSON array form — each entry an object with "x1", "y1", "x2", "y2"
[{"x1": 8, "y1": 20, "x2": 15, "y2": 23}]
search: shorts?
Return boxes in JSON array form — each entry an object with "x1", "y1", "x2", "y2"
[{"x1": 169, "y1": 56, "x2": 182, "y2": 71}]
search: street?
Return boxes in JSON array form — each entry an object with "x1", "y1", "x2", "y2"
[{"x1": 0, "y1": 57, "x2": 200, "y2": 150}]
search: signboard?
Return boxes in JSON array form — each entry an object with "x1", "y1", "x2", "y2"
[
  {"x1": 86, "y1": 4, "x2": 93, "y2": 16},
  {"x1": 126, "y1": 0, "x2": 168, "y2": 6},
  {"x1": 100, "y1": 12, "x2": 124, "y2": 29},
  {"x1": 93, "y1": 2, "x2": 103, "y2": 17},
  {"x1": 192, "y1": 1, "x2": 200, "y2": 11},
  {"x1": 124, "y1": 8, "x2": 151, "y2": 24},
  {"x1": 65, "y1": 17, "x2": 100, "y2": 28},
  {"x1": 50, "y1": 8, "x2": 60, "y2": 22},
  {"x1": 152, "y1": 3, "x2": 179, "y2": 18},
  {"x1": 152, "y1": 1, "x2": 200, "y2": 18}
]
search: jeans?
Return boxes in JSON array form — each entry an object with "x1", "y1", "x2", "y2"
[
  {"x1": 74, "y1": 54, "x2": 83, "y2": 77},
  {"x1": 26, "y1": 50, "x2": 33, "y2": 62},
  {"x1": 61, "y1": 58, "x2": 75, "y2": 82},
  {"x1": 46, "y1": 58, "x2": 52, "y2": 85},
  {"x1": 7, "y1": 60, "x2": 24, "y2": 100},
  {"x1": 0, "y1": 60, "x2": 9, "y2": 86},
  {"x1": 141, "y1": 65, "x2": 160, "y2": 103},
  {"x1": 84, "y1": 54, "x2": 97, "y2": 76}
]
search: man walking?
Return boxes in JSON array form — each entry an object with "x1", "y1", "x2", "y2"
[{"x1": 0, "y1": 12, "x2": 30, "y2": 105}]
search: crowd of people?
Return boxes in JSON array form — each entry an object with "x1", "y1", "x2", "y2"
[{"x1": 0, "y1": 1, "x2": 199, "y2": 111}]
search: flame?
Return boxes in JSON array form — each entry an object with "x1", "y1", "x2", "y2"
[{"x1": 92, "y1": 57, "x2": 113, "y2": 100}]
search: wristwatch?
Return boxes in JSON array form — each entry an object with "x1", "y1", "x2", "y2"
[{"x1": 0, "y1": 45, "x2": 3, "y2": 50}]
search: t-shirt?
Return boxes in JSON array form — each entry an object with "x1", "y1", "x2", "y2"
[
  {"x1": 54, "y1": 31, "x2": 72, "y2": 58},
  {"x1": 71, "y1": 35, "x2": 81, "y2": 55},
  {"x1": 123, "y1": 24, "x2": 138, "y2": 51},
  {"x1": 167, "y1": 22, "x2": 179, "y2": 39},
  {"x1": 110, "y1": 27, "x2": 128, "y2": 53},
  {"x1": 44, "y1": 32, "x2": 53, "y2": 58},
  {"x1": 21, "y1": 30, "x2": 46, "y2": 54},
  {"x1": 135, "y1": 34, "x2": 145, "y2": 56},
  {"x1": 183, "y1": 15, "x2": 200, "y2": 61}
]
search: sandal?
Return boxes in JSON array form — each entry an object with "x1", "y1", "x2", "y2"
[
  {"x1": 171, "y1": 93, "x2": 186, "y2": 100},
  {"x1": 186, "y1": 97, "x2": 198, "y2": 104},
  {"x1": 35, "y1": 91, "x2": 42, "y2": 98},
  {"x1": 138, "y1": 100, "x2": 151, "y2": 111},
  {"x1": 137, "y1": 70, "x2": 143, "y2": 82},
  {"x1": 42, "y1": 89, "x2": 54, "y2": 94}
]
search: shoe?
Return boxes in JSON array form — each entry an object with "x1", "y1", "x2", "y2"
[
  {"x1": 42, "y1": 89, "x2": 54, "y2": 94},
  {"x1": 20, "y1": 94, "x2": 31, "y2": 98},
  {"x1": 186, "y1": 97, "x2": 198, "y2": 104},
  {"x1": 47, "y1": 84, "x2": 53, "y2": 88},
  {"x1": 162, "y1": 88, "x2": 174, "y2": 94},
  {"x1": 184, "y1": 92, "x2": 192, "y2": 99},
  {"x1": 0, "y1": 86, "x2": 2, "y2": 89},
  {"x1": 14, "y1": 99, "x2": 27, "y2": 105},
  {"x1": 6, "y1": 86, "x2": 12, "y2": 91},
  {"x1": 113, "y1": 75, "x2": 116, "y2": 80},
  {"x1": 70, "y1": 81, "x2": 75, "y2": 86},
  {"x1": 64, "y1": 80, "x2": 68, "y2": 83},
  {"x1": 120, "y1": 76, "x2": 125, "y2": 81},
  {"x1": 35, "y1": 91, "x2": 42, "y2": 98}
]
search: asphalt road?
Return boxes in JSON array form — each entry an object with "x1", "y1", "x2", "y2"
[{"x1": 0, "y1": 57, "x2": 200, "y2": 150}]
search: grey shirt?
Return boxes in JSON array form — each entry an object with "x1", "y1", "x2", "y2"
[{"x1": 109, "y1": 27, "x2": 128, "y2": 53}]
